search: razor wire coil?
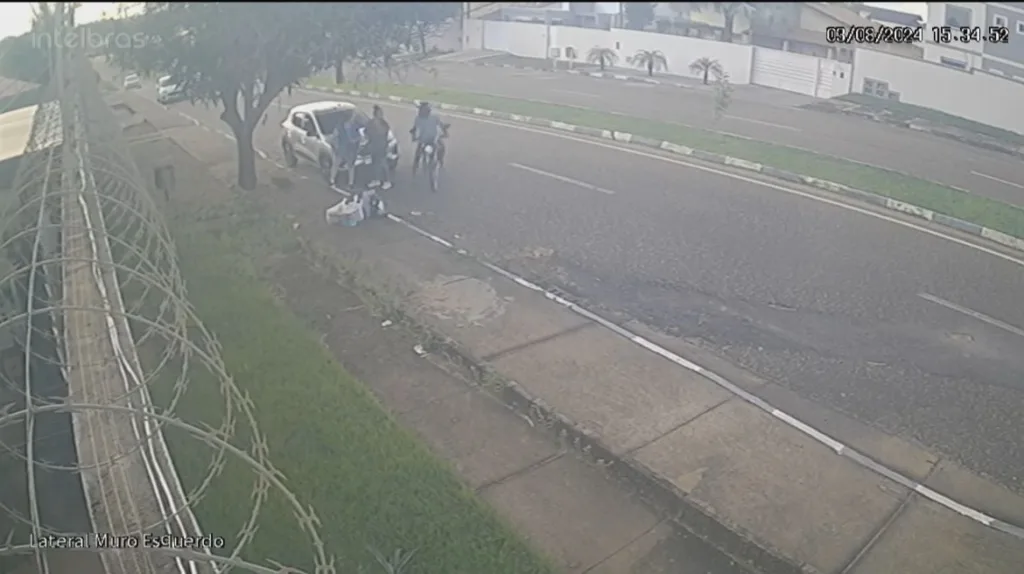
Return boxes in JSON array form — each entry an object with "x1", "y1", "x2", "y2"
[{"x1": 0, "y1": 10, "x2": 332, "y2": 574}]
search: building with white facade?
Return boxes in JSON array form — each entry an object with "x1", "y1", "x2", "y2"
[{"x1": 924, "y1": 2, "x2": 1024, "y2": 80}]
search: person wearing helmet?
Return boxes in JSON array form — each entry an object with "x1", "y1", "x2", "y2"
[{"x1": 409, "y1": 101, "x2": 447, "y2": 174}]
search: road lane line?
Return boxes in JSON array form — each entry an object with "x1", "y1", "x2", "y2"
[
  {"x1": 970, "y1": 170, "x2": 1024, "y2": 190},
  {"x1": 383, "y1": 211, "x2": 1024, "y2": 540},
  {"x1": 918, "y1": 292, "x2": 1024, "y2": 338},
  {"x1": 509, "y1": 162, "x2": 616, "y2": 195},
  {"x1": 226, "y1": 91, "x2": 1024, "y2": 269},
  {"x1": 724, "y1": 115, "x2": 801, "y2": 132},
  {"x1": 158, "y1": 98, "x2": 1024, "y2": 540}
]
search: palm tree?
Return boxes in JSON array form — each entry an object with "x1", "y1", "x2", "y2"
[
  {"x1": 628, "y1": 49, "x2": 668, "y2": 77},
  {"x1": 587, "y1": 46, "x2": 617, "y2": 72},
  {"x1": 700, "y1": 2, "x2": 752, "y2": 43},
  {"x1": 689, "y1": 56, "x2": 723, "y2": 85}
]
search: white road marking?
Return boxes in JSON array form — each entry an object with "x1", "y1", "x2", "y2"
[
  {"x1": 250, "y1": 90, "x2": 1024, "y2": 269},
  {"x1": 509, "y1": 162, "x2": 616, "y2": 195},
  {"x1": 553, "y1": 89, "x2": 600, "y2": 98},
  {"x1": 724, "y1": 115, "x2": 801, "y2": 132},
  {"x1": 165, "y1": 97, "x2": 1024, "y2": 539},
  {"x1": 970, "y1": 170, "x2": 1024, "y2": 190},
  {"x1": 918, "y1": 292, "x2": 1024, "y2": 338}
]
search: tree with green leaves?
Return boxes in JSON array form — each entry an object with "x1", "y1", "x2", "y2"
[
  {"x1": 0, "y1": 35, "x2": 50, "y2": 86},
  {"x1": 393, "y1": 2, "x2": 459, "y2": 55},
  {"x1": 700, "y1": 2, "x2": 752, "y2": 43},
  {"x1": 628, "y1": 49, "x2": 668, "y2": 77},
  {"x1": 623, "y1": 2, "x2": 656, "y2": 31},
  {"x1": 128, "y1": 2, "x2": 352, "y2": 190},
  {"x1": 587, "y1": 47, "x2": 617, "y2": 72}
]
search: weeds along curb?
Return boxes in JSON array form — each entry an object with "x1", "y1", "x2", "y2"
[
  {"x1": 287, "y1": 230, "x2": 808, "y2": 574},
  {"x1": 304, "y1": 84, "x2": 1024, "y2": 255}
]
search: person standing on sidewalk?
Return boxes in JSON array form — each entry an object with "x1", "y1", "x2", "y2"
[{"x1": 366, "y1": 105, "x2": 393, "y2": 190}]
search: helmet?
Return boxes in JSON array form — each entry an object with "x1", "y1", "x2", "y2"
[{"x1": 418, "y1": 101, "x2": 431, "y2": 112}]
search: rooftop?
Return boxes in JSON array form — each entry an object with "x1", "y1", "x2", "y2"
[{"x1": 0, "y1": 101, "x2": 63, "y2": 165}]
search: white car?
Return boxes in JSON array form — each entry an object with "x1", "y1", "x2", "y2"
[
  {"x1": 156, "y1": 75, "x2": 186, "y2": 103},
  {"x1": 123, "y1": 73, "x2": 142, "y2": 90},
  {"x1": 280, "y1": 101, "x2": 399, "y2": 183}
]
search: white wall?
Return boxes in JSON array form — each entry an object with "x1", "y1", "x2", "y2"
[
  {"x1": 463, "y1": 18, "x2": 1023, "y2": 135},
  {"x1": 528, "y1": 24, "x2": 751, "y2": 84},
  {"x1": 751, "y1": 48, "x2": 852, "y2": 98},
  {"x1": 853, "y1": 48, "x2": 1024, "y2": 135}
]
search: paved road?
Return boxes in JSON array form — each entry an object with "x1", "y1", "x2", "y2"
[
  {"x1": 152, "y1": 85, "x2": 1024, "y2": 496},
  {"x1": 385, "y1": 61, "x2": 1024, "y2": 208}
]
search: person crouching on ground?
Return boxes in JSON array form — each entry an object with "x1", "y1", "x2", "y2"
[{"x1": 367, "y1": 105, "x2": 393, "y2": 190}]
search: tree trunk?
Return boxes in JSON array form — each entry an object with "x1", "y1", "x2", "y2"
[
  {"x1": 703, "y1": 69, "x2": 709, "y2": 84},
  {"x1": 418, "y1": 26, "x2": 428, "y2": 55},
  {"x1": 234, "y1": 123, "x2": 257, "y2": 190},
  {"x1": 334, "y1": 57, "x2": 345, "y2": 84},
  {"x1": 647, "y1": 62, "x2": 653, "y2": 76},
  {"x1": 722, "y1": 14, "x2": 734, "y2": 43},
  {"x1": 599, "y1": 60, "x2": 606, "y2": 71}
]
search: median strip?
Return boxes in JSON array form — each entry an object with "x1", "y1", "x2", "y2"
[{"x1": 304, "y1": 79, "x2": 1024, "y2": 254}]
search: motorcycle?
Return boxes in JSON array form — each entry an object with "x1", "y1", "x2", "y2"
[{"x1": 416, "y1": 123, "x2": 451, "y2": 193}]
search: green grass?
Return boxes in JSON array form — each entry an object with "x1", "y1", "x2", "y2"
[
  {"x1": 308, "y1": 78, "x2": 1024, "y2": 240},
  {"x1": 837, "y1": 93, "x2": 1024, "y2": 147},
  {"x1": 145, "y1": 198, "x2": 557, "y2": 574}
]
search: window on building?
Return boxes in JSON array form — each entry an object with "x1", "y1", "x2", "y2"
[
  {"x1": 993, "y1": 14, "x2": 1008, "y2": 27},
  {"x1": 862, "y1": 78, "x2": 890, "y2": 98},
  {"x1": 945, "y1": 5, "x2": 972, "y2": 28},
  {"x1": 939, "y1": 56, "x2": 969, "y2": 70},
  {"x1": 1017, "y1": 20, "x2": 1024, "y2": 34}
]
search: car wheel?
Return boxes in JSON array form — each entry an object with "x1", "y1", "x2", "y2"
[{"x1": 283, "y1": 141, "x2": 298, "y2": 168}]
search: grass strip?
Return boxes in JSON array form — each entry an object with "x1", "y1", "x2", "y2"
[
  {"x1": 147, "y1": 198, "x2": 557, "y2": 574},
  {"x1": 308, "y1": 78, "x2": 1024, "y2": 240}
]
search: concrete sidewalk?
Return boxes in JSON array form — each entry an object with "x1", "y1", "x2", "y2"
[{"x1": 120, "y1": 89, "x2": 1024, "y2": 574}]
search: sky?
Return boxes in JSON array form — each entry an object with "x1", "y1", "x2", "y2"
[
  {"x1": 0, "y1": 2, "x2": 931, "y2": 42},
  {"x1": 0, "y1": 2, "x2": 118, "y2": 41}
]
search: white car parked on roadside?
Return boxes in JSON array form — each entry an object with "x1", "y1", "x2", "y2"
[
  {"x1": 123, "y1": 73, "x2": 142, "y2": 90},
  {"x1": 280, "y1": 101, "x2": 399, "y2": 183},
  {"x1": 156, "y1": 74, "x2": 186, "y2": 104}
]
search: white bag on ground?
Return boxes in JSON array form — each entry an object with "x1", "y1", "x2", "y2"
[{"x1": 325, "y1": 196, "x2": 364, "y2": 227}]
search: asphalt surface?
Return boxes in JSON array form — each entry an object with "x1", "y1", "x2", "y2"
[
  {"x1": 150, "y1": 84, "x2": 1024, "y2": 496},
  {"x1": 385, "y1": 59, "x2": 1024, "y2": 208}
]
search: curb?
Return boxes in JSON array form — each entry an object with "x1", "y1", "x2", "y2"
[
  {"x1": 330, "y1": 242, "x2": 808, "y2": 574},
  {"x1": 304, "y1": 84, "x2": 1024, "y2": 255},
  {"x1": 423, "y1": 324, "x2": 808, "y2": 574},
  {"x1": 468, "y1": 59, "x2": 699, "y2": 89},
  {"x1": 465, "y1": 60, "x2": 1024, "y2": 160}
]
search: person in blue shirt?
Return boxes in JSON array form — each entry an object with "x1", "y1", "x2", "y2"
[
  {"x1": 409, "y1": 102, "x2": 448, "y2": 174},
  {"x1": 331, "y1": 113, "x2": 364, "y2": 188}
]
